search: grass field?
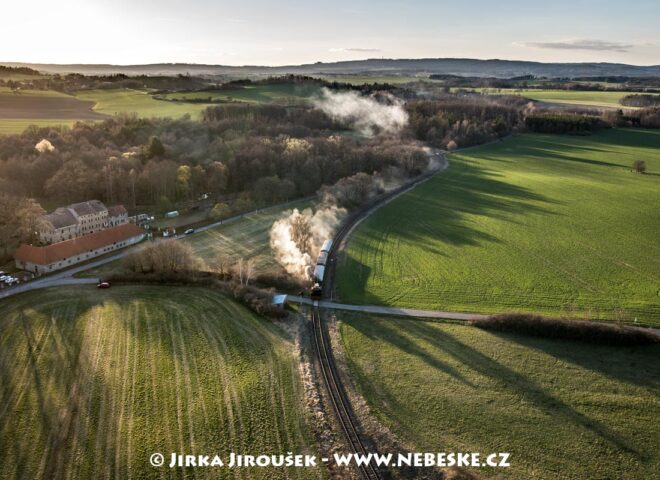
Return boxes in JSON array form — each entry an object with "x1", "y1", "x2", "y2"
[
  {"x1": 162, "y1": 83, "x2": 322, "y2": 105},
  {"x1": 75, "y1": 89, "x2": 213, "y2": 119},
  {"x1": 79, "y1": 199, "x2": 312, "y2": 278},
  {"x1": 184, "y1": 200, "x2": 313, "y2": 270},
  {"x1": 317, "y1": 75, "x2": 434, "y2": 85},
  {"x1": 0, "y1": 119, "x2": 80, "y2": 135},
  {"x1": 0, "y1": 285, "x2": 317, "y2": 480},
  {"x1": 336, "y1": 129, "x2": 660, "y2": 325},
  {"x1": 338, "y1": 313, "x2": 660, "y2": 479},
  {"x1": 470, "y1": 88, "x2": 644, "y2": 108}
]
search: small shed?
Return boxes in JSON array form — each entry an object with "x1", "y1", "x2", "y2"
[{"x1": 272, "y1": 294, "x2": 288, "y2": 308}]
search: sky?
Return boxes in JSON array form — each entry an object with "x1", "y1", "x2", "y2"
[{"x1": 1, "y1": 0, "x2": 659, "y2": 66}]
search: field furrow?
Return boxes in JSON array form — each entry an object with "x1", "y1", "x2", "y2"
[{"x1": 0, "y1": 285, "x2": 315, "y2": 480}]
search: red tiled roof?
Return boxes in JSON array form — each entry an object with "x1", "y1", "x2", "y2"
[{"x1": 15, "y1": 223, "x2": 144, "y2": 266}]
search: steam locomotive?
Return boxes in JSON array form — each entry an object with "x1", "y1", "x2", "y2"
[{"x1": 310, "y1": 239, "x2": 332, "y2": 299}]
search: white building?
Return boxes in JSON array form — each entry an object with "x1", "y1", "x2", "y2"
[{"x1": 37, "y1": 200, "x2": 129, "y2": 244}]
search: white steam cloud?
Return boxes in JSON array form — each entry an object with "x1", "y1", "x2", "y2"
[
  {"x1": 313, "y1": 88, "x2": 408, "y2": 136},
  {"x1": 270, "y1": 206, "x2": 346, "y2": 279}
]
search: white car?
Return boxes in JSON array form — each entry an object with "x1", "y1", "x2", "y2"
[
  {"x1": 4, "y1": 277, "x2": 18, "y2": 285},
  {"x1": 0, "y1": 275, "x2": 7, "y2": 281}
]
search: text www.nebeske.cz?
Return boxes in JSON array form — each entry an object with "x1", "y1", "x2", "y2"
[{"x1": 153, "y1": 452, "x2": 511, "y2": 468}]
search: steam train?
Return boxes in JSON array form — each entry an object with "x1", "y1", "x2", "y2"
[{"x1": 310, "y1": 239, "x2": 332, "y2": 299}]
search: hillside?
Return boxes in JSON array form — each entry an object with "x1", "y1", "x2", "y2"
[
  {"x1": 3, "y1": 58, "x2": 660, "y2": 78},
  {"x1": 336, "y1": 129, "x2": 660, "y2": 325},
  {"x1": 0, "y1": 286, "x2": 316, "y2": 480}
]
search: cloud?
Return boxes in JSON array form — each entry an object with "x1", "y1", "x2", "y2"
[
  {"x1": 518, "y1": 39, "x2": 634, "y2": 52},
  {"x1": 329, "y1": 47, "x2": 381, "y2": 53}
]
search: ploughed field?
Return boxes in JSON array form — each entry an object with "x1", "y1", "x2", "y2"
[
  {"x1": 336, "y1": 129, "x2": 660, "y2": 325},
  {"x1": 0, "y1": 88, "x2": 107, "y2": 134},
  {"x1": 338, "y1": 313, "x2": 660, "y2": 480},
  {"x1": 0, "y1": 286, "x2": 316, "y2": 480},
  {"x1": 0, "y1": 88, "x2": 214, "y2": 134}
]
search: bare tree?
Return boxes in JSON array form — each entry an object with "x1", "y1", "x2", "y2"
[
  {"x1": 244, "y1": 259, "x2": 256, "y2": 286},
  {"x1": 211, "y1": 254, "x2": 231, "y2": 276},
  {"x1": 234, "y1": 257, "x2": 256, "y2": 286}
]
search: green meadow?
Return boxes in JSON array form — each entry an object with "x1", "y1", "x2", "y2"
[
  {"x1": 338, "y1": 313, "x2": 660, "y2": 479},
  {"x1": 470, "y1": 88, "x2": 646, "y2": 108},
  {"x1": 162, "y1": 83, "x2": 322, "y2": 105},
  {"x1": 0, "y1": 286, "x2": 317, "y2": 480},
  {"x1": 75, "y1": 89, "x2": 213, "y2": 118},
  {"x1": 337, "y1": 129, "x2": 660, "y2": 325}
]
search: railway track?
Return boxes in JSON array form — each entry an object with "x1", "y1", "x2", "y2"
[
  {"x1": 310, "y1": 305, "x2": 383, "y2": 480},
  {"x1": 309, "y1": 157, "x2": 445, "y2": 480}
]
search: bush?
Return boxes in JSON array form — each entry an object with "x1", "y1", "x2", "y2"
[
  {"x1": 107, "y1": 270, "x2": 287, "y2": 319},
  {"x1": 471, "y1": 313, "x2": 660, "y2": 346},
  {"x1": 632, "y1": 160, "x2": 647, "y2": 174},
  {"x1": 122, "y1": 241, "x2": 203, "y2": 273},
  {"x1": 254, "y1": 269, "x2": 306, "y2": 292}
]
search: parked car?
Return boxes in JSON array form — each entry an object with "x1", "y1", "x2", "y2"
[
  {"x1": 184, "y1": 228, "x2": 195, "y2": 235},
  {"x1": 0, "y1": 275, "x2": 7, "y2": 282},
  {"x1": 97, "y1": 282, "x2": 111, "y2": 289},
  {"x1": 4, "y1": 277, "x2": 18, "y2": 286}
]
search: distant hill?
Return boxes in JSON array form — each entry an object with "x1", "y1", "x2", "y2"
[{"x1": 2, "y1": 58, "x2": 660, "y2": 78}]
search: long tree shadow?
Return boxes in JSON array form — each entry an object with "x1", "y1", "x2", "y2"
[
  {"x1": 337, "y1": 159, "x2": 559, "y2": 302},
  {"x1": 344, "y1": 317, "x2": 476, "y2": 387},
  {"x1": 399, "y1": 320, "x2": 646, "y2": 459},
  {"x1": 485, "y1": 330, "x2": 660, "y2": 392},
  {"x1": 0, "y1": 289, "x2": 138, "y2": 479}
]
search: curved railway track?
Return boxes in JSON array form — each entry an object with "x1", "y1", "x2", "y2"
[
  {"x1": 311, "y1": 305, "x2": 383, "y2": 480},
  {"x1": 310, "y1": 155, "x2": 446, "y2": 480}
]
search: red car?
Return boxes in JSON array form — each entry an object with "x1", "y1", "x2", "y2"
[{"x1": 97, "y1": 282, "x2": 111, "y2": 289}]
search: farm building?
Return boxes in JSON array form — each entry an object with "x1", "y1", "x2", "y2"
[
  {"x1": 15, "y1": 223, "x2": 145, "y2": 274},
  {"x1": 107, "y1": 204, "x2": 129, "y2": 226},
  {"x1": 37, "y1": 200, "x2": 129, "y2": 244}
]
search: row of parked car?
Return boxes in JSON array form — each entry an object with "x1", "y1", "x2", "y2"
[{"x1": 0, "y1": 271, "x2": 20, "y2": 286}]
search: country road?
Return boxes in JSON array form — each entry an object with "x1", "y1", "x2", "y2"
[{"x1": 291, "y1": 295, "x2": 486, "y2": 320}]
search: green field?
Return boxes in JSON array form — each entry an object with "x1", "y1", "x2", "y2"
[
  {"x1": 0, "y1": 118, "x2": 80, "y2": 135},
  {"x1": 0, "y1": 286, "x2": 317, "y2": 480},
  {"x1": 471, "y1": 88, "x2": 643, "y2": 108},
  {"x1": 337, "y1": 129, "x2": 660, "y2": 325},
  {"x1": 184, "y1": 200, "x2": 313, "y2": 270},
  {"x1": 162, "y1": 83, "x2": 322, "y2": 105},
  {"x1": 318, "y1": 75, "x2": 434, "y2": 85},
  {"x1": 75, "y1": 89, "x2": 213, "y2": 118},
  {"x1": 338, "y1": 313, "x2": 660, "y2": 479}
]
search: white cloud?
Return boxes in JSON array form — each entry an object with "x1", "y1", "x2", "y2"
[
  {"x1": 517, "y1": 39, "x2": 635, "y2": 52},
  {"x1": 329, "y1": 47, "x2": 381, "y2": 53}
]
